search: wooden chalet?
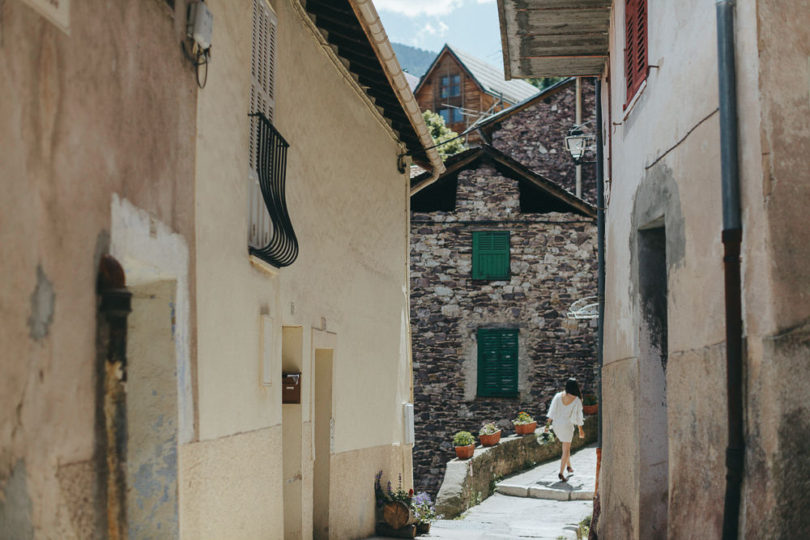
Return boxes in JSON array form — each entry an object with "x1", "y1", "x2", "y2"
[{"x1": 414, "y1": 44, "x2": 538, "y2": 140}]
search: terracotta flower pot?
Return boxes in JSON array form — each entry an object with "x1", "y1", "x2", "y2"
[
  {"x1": 583, "y1": 404, "x2": 598, "y2": 415},
  {"x1": 416, "y1": 522, "x2": 431, "y2": 535},
  {"x1": 514, "y1": 421, "x2": 537, "y2": 435},
  {"x1": 479, "y1": 430, "x2": 501, "y2": 447},
  {"x1": 454, "y1": 444, "x2": 475, "y2": 459}
]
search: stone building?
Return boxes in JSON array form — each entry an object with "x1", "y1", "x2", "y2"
[
  {"x1": 499, "y1": 0, "x2": 810, "y2": 538},
  {"x1": 1, "y1": 0, "x2": 441, "y2": 538},
  {"x1": 410, "y1": 133, "x2": 598, "y2": 493}
]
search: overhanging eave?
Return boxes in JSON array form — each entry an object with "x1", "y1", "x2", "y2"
[{"x1": 498, "y1": 0, "x2": 611, "y2": 79}]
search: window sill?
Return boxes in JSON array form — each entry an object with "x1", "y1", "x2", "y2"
[
  {"x1": 622, "y1": 79, "x2": 647, "y2": 121},
  {"x1": 250, "y1": 254, "x2": 280, "y2": 277}
]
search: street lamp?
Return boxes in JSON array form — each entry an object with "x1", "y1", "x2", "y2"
[{"x1": 564, "y1": 125, "x2": 590, "y2": 165}]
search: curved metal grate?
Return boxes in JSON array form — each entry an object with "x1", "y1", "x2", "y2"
[{"x1": 248, "y1": 113, "x2": 299, "y2": 267}]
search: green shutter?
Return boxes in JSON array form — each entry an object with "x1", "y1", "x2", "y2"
[
  {"x1": 477, "y1": 328, "x2": 519, "y2": 397},
  {"x1": 472, "y1": 231, "x2": 510, "y2": 280}
]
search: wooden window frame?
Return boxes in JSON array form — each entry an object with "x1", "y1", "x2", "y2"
[
  {"x1": 477, "y1": 328, "x2": 519, "y2": 398},
  {"x1": 472, "y1": 230, "x2": 511, "y2": 281},
  {"x1": 624, "y1": 0, "x2": 648, "y2": 108}
]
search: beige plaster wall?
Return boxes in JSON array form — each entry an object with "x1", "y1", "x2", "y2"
[
  {"x1": 189, "y1": 0, "x2": 414, "y2": 536},
  {"x1": 0, "y1": 0, "x2": 196, "y2": 536}
]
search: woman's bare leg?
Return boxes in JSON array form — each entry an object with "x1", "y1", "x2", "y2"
[{"x1": 560, "y1": 442, "x2": 571, "y2": 476}]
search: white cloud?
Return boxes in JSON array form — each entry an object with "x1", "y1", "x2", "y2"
[
  {"x1": 375, "y1": 0, "x2": 463, "y2": 17},
  {"x1": 476, "y1": 0, "x2": 496, "y2": 4},
  {"x1": 410, "y1": 19, "x2": 450, "y2": 47}
]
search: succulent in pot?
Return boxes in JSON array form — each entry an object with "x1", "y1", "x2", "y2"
[{"x1": 583, "y1": 394, "x2": 599, "y2": 415}]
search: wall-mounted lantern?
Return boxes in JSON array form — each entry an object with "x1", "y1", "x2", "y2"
[{"x1": 564, "y1": 125, "x2": 593, "y2": 166}]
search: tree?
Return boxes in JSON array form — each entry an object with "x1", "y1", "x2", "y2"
[{"x1": 422, "y1": 110, "x2": 466, "y2": 161}]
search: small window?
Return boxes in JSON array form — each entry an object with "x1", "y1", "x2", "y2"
[
  {"x1": 440, "y1": 74, "x2": 461, "y2": 98},
  {"x1": 439, "y1": 108, "x2": 451, "y2": 124},
  {"x1": 477, "y1": 328, "x2": 518, "y2": 398},
  {"x1": 472, "y1": 231, "x2": 510, "y2": 280},
  {"x1": 624, "y1": 0, "x2": 648, "y2": 104}
]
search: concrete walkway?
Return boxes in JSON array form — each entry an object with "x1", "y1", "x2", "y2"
[
  {"x1": 496, "y1": 443, "x2": 597, "y2": 501},
  {"x1": 368, "y1": 445, "x2": 596, "y2": 539}
]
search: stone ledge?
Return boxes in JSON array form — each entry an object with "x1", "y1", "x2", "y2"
[{"x1": 434, "y1": 415, "x2": 597, "y2": 518}]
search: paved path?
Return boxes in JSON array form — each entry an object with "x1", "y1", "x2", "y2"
[{"x1": 368, "y1": 445, "x2": 596, "y2": 540}]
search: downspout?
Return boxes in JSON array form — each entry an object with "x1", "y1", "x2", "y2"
[
  {"x1": 595, "y1": 77, "x2": 605, "y2": 476},
  {"x1": 716, "y1": 2, "x2": 744, "y2": 538}
]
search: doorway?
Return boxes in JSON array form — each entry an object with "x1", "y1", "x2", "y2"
[
  {"x1": 637, "y1": 226, "x2": 669, "y2": 539},
  {"x1": 282, "y1": 326, "x2": 304, "y2": 540},
  {"x1": 312, "y1": 348, "x2": 333, "y2": 540}
]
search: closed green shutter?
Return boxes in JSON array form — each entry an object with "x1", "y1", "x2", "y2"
[
  {"x1": 472, "y1": 231, "x2": 510, "y2": 280},
  {"x1": 477, "y1": 328, "x2": 519, "y2": 397}
]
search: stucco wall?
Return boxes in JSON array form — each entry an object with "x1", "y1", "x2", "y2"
[
  {"x1": 599, "y1": 0, "x2": 810, "y2": 538},
  {"x1": 410, "y1": 165, "x2": 597, "y2": 495},
  {"x1": 189, "y1": 0, "x2": 414, "y2": 537},
  {"x1": 0, "y1": 1, "x2": 196, "y2": 537}
]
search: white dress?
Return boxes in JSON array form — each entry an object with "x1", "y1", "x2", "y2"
[{"x1": 546, "y1": 392, "x2": 584, "y2": 443}]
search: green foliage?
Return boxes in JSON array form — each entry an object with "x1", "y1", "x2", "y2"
[
  {"x1": 479, "y1": 422, "x2": 499, "y2": 436},
  {"x1": 453, "y1": 430, "x2": 475, "y2": 447},
  {"x1": 412, "y1": 492, "x2": 439, "y2": 524},
  {"x1": 576, "y1": 515, "x2": 592, "y2": 539},
  {"x1": 422, "y1": 110, "x2": 466, "y2": 161},
  {"x1": 513, "y1": 411, "x2": 535, "y2": 425},
  {"x1": 583, "y1": 394, "x2": 598, "y2": 406},
  {"x1": 527, "y1": 77, "x2": 566, "y2": 91}
]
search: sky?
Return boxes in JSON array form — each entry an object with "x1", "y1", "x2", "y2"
[{"x1": 375, "y1": 0, "x2": 505, "y2": 70}]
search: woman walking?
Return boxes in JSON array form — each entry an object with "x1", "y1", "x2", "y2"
[{"x1": 545, "y1": 378, "x2": 585, "y2": 482}]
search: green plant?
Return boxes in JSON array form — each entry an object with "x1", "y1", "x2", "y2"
[
  {"x1": 374, "y1": 471, "x2": 413, "y2": 507},
  {"x1": 576, "y1": 515, "x2": 592, "y2": 539},
  {"x1": 422, "y1": 110, "x2": 466, "y2": 160},
  {"x1": 583, "y1": 394, "x2": 598, "y2": 406},
  {"x1": 479, "y1": 422, "x2": 499, "y2": 436},
  {"x1": 453, "y1": 431, "x2": 474, "y2": 446},
  {"x1": 513, "y1": 411, "x2": 535, "y2": 425}
]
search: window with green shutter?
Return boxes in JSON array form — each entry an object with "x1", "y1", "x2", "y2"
[
  {"x1": 472, "y1": 231, "x2": 510, "y2": 280},
  {"x1": 477, "y1": 328, "x2": 519, "y2": 397}
]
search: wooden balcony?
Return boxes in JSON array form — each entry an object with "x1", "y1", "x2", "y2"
[{"x1": 497, "y1": 0, "x2": 611, "y2": 78}]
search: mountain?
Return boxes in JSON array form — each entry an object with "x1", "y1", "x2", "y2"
[{"x1": 391, "y1": 42, "x2": 438, "y2": 78}]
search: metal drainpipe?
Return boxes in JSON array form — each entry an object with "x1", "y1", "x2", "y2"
[
  {"x1": 595, "y1": 77, "x2": 605, "y2": 459},
  {"x1": 716, "y1": 1, "x2": 745, "y2": 538}
]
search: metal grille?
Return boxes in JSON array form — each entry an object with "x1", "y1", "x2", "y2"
[{"x1": 248, "y1": 113, "x2": 298, "y2": 267}]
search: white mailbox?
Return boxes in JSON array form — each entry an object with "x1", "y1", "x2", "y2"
[{"x1": 403, "y1": 402, "x2": 415, "y2": 445}]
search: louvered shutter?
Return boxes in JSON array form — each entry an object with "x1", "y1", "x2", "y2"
[
  {"x1": 248, "y1": 0, "x2": 277, "y2": 249},
  {"x1": 472, "y1": 231, "x2": 510, "y2": 280},
  {"x1": 624, "y1": 0, "x2": 647, "y2": 104},
  {"x1": 477, "y1": 328, "x2": 519, "y2": 397}
]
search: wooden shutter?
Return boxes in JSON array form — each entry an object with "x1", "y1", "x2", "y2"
[
  {"x1": 249, "y1": 0, "x2": 277, "y2": 249},
  {"x1": 624, "y1": 0, "x2": 648, "y2": 104},
  {"x1": 477, "y1": 329, "x2": 519, "y2": 397},
  {"x1": 472, "y1": 231, "x2": 510, "y2": 280}
]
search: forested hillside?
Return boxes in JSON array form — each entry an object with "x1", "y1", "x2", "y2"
[{"x1": 391, "y1": 42, "x2": 437, "y2": 77}]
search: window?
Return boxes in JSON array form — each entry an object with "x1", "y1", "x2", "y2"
[
  {"x1": 477, "y1": 328, "x2": 518, "y2": 398},
  {"x1": 472, "y1": 231, "x2": 510, "y2": 280},
  {"x1": 249, "y1": 0, "x2": 278, "y2": 250},
  {"x1": 624, "y1": 0, "x2": 648, "y2": 103},
  {"x1": 439, "y1": 108, "x2": 464, "y2": 124},
  {"x1": 440, "y1": 74, "x2": 461, "y2": 98}
]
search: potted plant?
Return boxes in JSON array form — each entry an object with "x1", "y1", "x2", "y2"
[
  {"x1": 374, "y1": 472, "x2": 416, "y2": 530},
  {"x1": 513, "y1": 411, "x2": 538, "y2": 435},
  {"x1": 453, "y1": 431, "x2": 475, "y2": 459},
  {"x1": 478, "y1": 422, "x2": 501, "y2": 447},
  {"x1": 583, "y1": 394, "x2": 598, "y2": 415},
  {"x1": 412, "y1": 491, "x2": 439, "y2": 535}
]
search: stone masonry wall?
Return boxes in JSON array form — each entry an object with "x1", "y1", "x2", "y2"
[
  {"x1": 489, "y1": 79, "x2": 597, "y2": 204},
  {"x1": 410, "y1": 164, "x2": 598, "y2": 495}
]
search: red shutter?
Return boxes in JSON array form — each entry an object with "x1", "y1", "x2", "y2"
[{"x1": 624, "y1": 0, "x2": 648, "y2": 105}]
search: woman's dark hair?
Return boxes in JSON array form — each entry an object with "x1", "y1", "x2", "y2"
[{"x1": 565, "y1": 378, "x2": 582, "y2": 400}]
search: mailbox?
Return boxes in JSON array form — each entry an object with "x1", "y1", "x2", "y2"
[{"x1": 282, "y1": 372, "x2": 301, "y2": 403}]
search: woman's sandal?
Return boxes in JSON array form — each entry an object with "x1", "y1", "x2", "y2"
[
  {"x1": 567, "y1": 465, "x2": 574, "y2": 474},
  {"x1": 558, "y1": 473, "x2": 567, "y2": 482}
]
